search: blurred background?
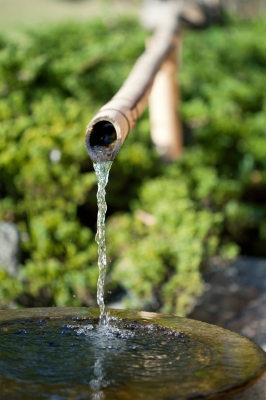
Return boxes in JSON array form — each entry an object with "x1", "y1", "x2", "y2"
[{"x1": 1, "y1": 0, "x2": 266, "y2": 349}]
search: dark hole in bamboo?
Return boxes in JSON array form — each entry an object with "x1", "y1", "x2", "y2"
[{"x1": 89, "y1": 121, "x2": 117, "y2": 150}]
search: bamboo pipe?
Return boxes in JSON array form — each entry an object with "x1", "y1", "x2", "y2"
[
  {"x1": 148, "y1": 37, "x2": 182, "y2": 160},
  {"x1": 85, "y1": 2, "x2": 181, "y2": 163},
  {"x1": 85, "y1": 0, "x2": 223, "y2": 163}
]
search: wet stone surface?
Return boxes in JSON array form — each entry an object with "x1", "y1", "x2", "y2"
[
  {"x1": 0, "y1": 308, "x2": 265, "y2": 399},
  {"x1": 189, "y1": 256, "x2": 266, "y2": 350},
  {"x1": 0, "y1": 316, "x2": 195, "y2": 386}
]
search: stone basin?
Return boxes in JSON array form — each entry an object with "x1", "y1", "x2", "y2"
[{"x1": 0, "y1": 307, "x2": 265, "y2": 399}]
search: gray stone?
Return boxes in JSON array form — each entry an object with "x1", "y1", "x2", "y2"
[
  {"x1": 0, "y1": 222, "x2": 20, "y2": 276},
  {"x1": 188, "y1": 257, "x2": 266, "y2": 349}
]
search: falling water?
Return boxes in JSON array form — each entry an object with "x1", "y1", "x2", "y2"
[{"x1": 93, "y1": 161, "x2": 113, "y2": 325}]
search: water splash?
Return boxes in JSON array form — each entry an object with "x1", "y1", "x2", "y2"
[{"x1": 93, "y1": 161, "x2": 112, "y2": 325}]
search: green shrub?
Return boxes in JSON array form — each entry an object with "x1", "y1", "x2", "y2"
[
  {"x1": 0, "y1": 18, "x2": 152, "y2": 307},
  {"x1": 0, "y1": 15, "x2": 266, "y2": 314},
  {"x1": 108, "y1": 177, "x2": 226, "y2": 316},
  {"x1": 180, "y1": 18, "x2": 266, "y2": 256},
  {"x1": 106, "y1": 17, "x2": 266, "y2": 313}
]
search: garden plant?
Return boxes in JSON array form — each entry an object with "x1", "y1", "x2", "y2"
[{"x1": 0, "y1": 15, "x2": 266, "y2": 315}]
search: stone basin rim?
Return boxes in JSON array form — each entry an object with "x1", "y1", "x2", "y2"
[{"x1": 0, "y1": 307, "x2": 265, "y2": 400}]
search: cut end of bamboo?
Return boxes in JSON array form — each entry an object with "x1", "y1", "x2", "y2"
[
  {"x1": 85, "y1": 119, "x2": 119, "y2": 163},
  {"x1": 85, "y1": 114, "x2": 123, "y2": 163}
]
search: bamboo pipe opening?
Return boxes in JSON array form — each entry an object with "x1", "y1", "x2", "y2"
[
  {"x1": 86, "y1": 120, "x2": 118, "y2": 163},
  {"x1": 89, "y1": 121, "x2": 117, "y2": 150},
  {"x1": 85, "y1": 116, "x2": 124, "y2": 163}
]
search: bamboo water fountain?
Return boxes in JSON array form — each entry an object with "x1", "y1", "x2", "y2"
[{"x1": 2, "y1": 1, "x2": 266, "y2": 399}]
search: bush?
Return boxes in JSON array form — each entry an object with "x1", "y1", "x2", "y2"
[
  {"x1": 180, "y1": 17, "x2": 266, "y2": 257},
  {"x1": 0, "y1": 16, "x2": 265, "y2": 314},
  {"x1": 106, "y1": 16, "x2": 266, "y2": 314},
  {"x1": 0, "y1": 19, "x2": 152, "y2": 307}
]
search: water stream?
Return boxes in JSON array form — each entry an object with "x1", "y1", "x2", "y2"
[{"x1": 93, "y1": 161, "x2": 113, "y2": 325}]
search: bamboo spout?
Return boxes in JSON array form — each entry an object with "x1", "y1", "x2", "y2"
[
  {"x1": 85, "y1": 0, "x2": 223, "y2": 163},
  {"x1": 85, "y1": 3, "x2": 180, "y2": 163}
]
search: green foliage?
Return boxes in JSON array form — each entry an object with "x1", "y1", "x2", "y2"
[
  {"x1": 0, "y1": 18, "x2": 149, "y2": 308},
  {"x1": 106, "y1": 17, "x2": 266, "y2": 314},
  {"x1": 0, "y1": 16, "x2": 265, "y2": 314},
  {"x1": 108, "y1": 177, "x2": 224, "y2": 316},
  {"x1": 107, "y1": 148, "x2": 239, "y2": 314},
  {"x1": 180, "y1": 18, "x2": 266, "y2": 256},
  {"x1": 0, "y1": 266, "x2": 23, "y2": 306}
]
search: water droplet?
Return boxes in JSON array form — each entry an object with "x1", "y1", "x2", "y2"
[{"x1": 16, "y1": 329, "x2": 28, "y2": 335}]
